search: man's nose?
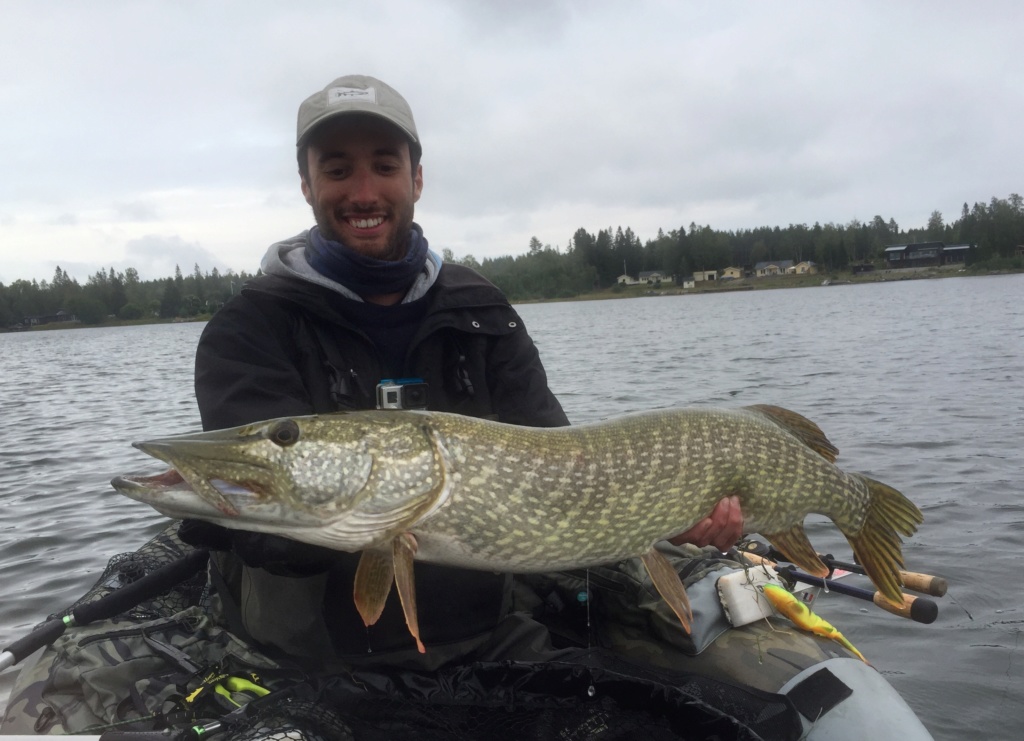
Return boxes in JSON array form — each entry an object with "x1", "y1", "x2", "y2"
[{"x1": 348, "y1": 167, "x2": 379, "y2": 204}]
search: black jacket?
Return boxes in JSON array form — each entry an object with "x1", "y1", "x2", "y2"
[{"x1": 194, "y1": 262, "x2": 568, "y2": 659}]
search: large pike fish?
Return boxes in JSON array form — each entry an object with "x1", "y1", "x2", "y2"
[{"x1": 113, "y1": 405, "x2": 923, "y2": 653}]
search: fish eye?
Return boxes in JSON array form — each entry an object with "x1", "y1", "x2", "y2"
[{"x1": 268, "y1": 419, "x2": 301, "y2": 447}]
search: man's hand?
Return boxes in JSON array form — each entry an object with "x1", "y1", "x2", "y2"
[{"x1": 668, "y1": 496, "x2": 744, "y2": 552}]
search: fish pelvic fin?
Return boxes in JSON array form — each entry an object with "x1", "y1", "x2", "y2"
[
  {"x1": 640, "y1": 548, "x2": 693, "y2": 635},
  {"x1": 762, "y1": 525, "x2": 829, "y2": 578},
  {"x1": 843, "y1": 474, "x2": 924, "y2": 606},
  {"x1": 393, "y1": 533, "x2": 425, "y2": 653},
  {"x1": 745, "y1": 405, "x2": 839, "y2": 463},
  {"x1": 353, "y1": 549, "x2": 394, "y2": 628}
]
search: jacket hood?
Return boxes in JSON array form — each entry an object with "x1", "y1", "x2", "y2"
[
  {"x1": 245, "y1": 238, "x2": 514, "y2": 335},
  {"x1": 260, "y1": 228, "x2": 443, "y2": 304}
]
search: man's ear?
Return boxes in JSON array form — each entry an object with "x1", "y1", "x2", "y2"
[
  {"x1": 412, "y1": 164, "x2": 423, "y2": 204},
  {"x1": 300, "y1": 174, "x2": 314, "y2": 207}
]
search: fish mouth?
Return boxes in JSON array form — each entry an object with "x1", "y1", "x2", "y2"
[
  {"x1": 112, "y1": 467, "x2": 371, "y2": 550},
  {"x1": 126, "y1": 432, "x2": 283, "y2": 517},
  {"x1": 112, "y1": 467, "x2": 268, "y2": 518}
]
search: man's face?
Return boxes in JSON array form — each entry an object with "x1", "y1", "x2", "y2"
[{"x1": 301, "y1": 115, "x2": 423, "y2": 261}]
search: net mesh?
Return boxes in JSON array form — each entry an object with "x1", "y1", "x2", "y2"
[
  {"x1": 56, "y1": 524, "x2": 207, "y2": 622},
  {"x1": 49, "y1": 527, "x2": 801, "y2": 740},
  {"x1": 216, "y1": 659, "x2": 800, "y2": 741}
]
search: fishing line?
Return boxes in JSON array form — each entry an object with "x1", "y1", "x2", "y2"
[{"x1": 946, "y1": 590, "x2": 974, "y2": 620}]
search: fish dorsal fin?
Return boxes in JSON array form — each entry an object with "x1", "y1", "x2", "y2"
[
  {"x1": 745, "y1": 405, "x2": 839, "y2": 463},
  {"x1": 353, "y1": 549, "x2": 395, "y2": 628}
]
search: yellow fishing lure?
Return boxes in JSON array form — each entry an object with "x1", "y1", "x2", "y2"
[{"x1": 762, "y1": 583, "x2": 868, "y2": 663}]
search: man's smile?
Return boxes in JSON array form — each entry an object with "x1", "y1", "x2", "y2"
[{"x1": 347, "y1": 216, "x2": 385, "y2": 229}]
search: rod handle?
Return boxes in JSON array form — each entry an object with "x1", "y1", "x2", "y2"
[
  {"x1": 1, "y1": 618, "x2": 67, "y2": 668},
  {"x1": 899, "y1": 571, "x2": 948, "y2": 597},
  {"x1": 872, "y1": 592, "x2": 938, "y2": 624}
]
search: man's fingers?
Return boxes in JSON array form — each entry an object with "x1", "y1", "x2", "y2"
[
  {"x1": 668, "y1": 496, "x2": 745, "y2": 551},
  {"x1": 668, "y1": 517, "x2": 713, "y2": 547},
  {"x1": 708, "y1": 495, "x2": 743, "y2": 551}
]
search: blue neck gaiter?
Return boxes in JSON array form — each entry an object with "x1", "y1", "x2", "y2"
[{"x1": 305, "y1": 223, "x2": 430, "y2": 297}]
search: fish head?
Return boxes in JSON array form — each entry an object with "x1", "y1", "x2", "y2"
[{"x1": 112, "y1": 412, "x2": 448, "y2": 552}]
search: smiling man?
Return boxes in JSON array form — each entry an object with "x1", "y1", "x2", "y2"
[
  {"x1": 301, "y1": 115, "x2": 422, "y2": 264},
  {"x1": 188, "y1": 75, "x2": 742, "y2": 670}
]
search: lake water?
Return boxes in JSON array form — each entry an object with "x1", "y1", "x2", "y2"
[{"x1": 1, "y1": 274, "x2": 1022, "y2": 740}]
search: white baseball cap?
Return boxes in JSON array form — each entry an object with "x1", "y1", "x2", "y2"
[{"x1": 296, "y1": 74, "x2": 420, "y2": 154}]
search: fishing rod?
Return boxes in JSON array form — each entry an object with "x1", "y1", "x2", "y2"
[
  {"x1": 773, "y1": 563, "x2": 938, "y2": 624},
  {"x1": 818, "y1": 554, "x2": 948, "y2": 598},
  {"x1": 0, "y1": 549, "x2": 209, "y2": 672},
  {"x1": 736, "y1": 549, "x2": 939, "y2": 625},
  {"x1": 735, "y1": 539, "x2": 949, "y2": 598}
]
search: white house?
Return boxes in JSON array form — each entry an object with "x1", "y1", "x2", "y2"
[
  {"x1": 639, "y1": 271, "x2": 668, "y2": 284},
  {"x1": 754, "y1": 260, "x2": 794, "y2": 277}
]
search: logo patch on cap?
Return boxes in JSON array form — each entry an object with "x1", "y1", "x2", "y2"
[{"x1": 328, "y1": 86, "x2": 377, "y2": 105}]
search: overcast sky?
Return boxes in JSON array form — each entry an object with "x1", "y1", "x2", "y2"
[{"x1": 1, "y1": 1, "x2": 1020, "y2": 284}]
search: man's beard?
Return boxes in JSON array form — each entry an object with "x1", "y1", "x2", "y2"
[{"x1": 313, "y1": 202, "x2": 415, "y2": 262}]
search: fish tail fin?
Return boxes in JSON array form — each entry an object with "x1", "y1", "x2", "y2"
[
  {"x1": 745, "y1": 405, "x2": 839, "y2": 462},
  {"x1": 842, "y1": 474, "x2": 924, "y2": 606}
]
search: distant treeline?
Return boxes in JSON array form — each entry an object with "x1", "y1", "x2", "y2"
[
  {"x1": 462, "y1": 193, "x2": 1024, "y2": 301},
  {"x1": 1, "y1": 264, "x2": 257, "y2": 328},
  {"x1": 3, "y1": 193, "x2": 1022, "y2": 325}
]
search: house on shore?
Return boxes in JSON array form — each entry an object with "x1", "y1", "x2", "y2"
[
  {"x1": 24, "y1": 310, "x2": 77, "y2": 326},
  {"x1": 639, "y1": 271, "x2": 668, "y2": 285},
  {"x1": 792, "y1": 261, "x2": 818, "y2": 275},
  {"x1": 617, "y1": 271, "x2": 670, "y2": 286},
  {"x1": 693, "y1": 270, "x2": 717, "y2": 282},
  {"x1": 754, "y1": 260, "x2": 794, "y2": 277},
  {"x1": 884, "y1": 242, "x2": 971, "y2": 268},
  {"x1": 721, "y1": 267, "x2": 744, "y2": 279}
]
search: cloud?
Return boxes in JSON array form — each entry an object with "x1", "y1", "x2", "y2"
[
  {"x1": 123, "y1": 235, "x2": 232, "y2": 282},
  {"x1": 1, "y1": 1, "x2": 1021, "y2": 280},
  {"x1": 113, "y1": 201, "x2": 161, "y2": 222}
]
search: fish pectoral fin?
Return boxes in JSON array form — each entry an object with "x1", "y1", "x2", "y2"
[
  {"x1": 353, "y1": 549, "x2": 395, "y2": 628},
  {"x1": 762, "y1": 525, "x2": 829, "y2": 577},
  {"x1": 640, "y1": 548, "x2": 693, "y2": 635},
  {"x1": 393, "y1": 533, "x2": 426, "y2": 654}
]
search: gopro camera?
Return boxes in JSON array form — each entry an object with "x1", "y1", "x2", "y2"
[{"x1": 376, "y1": 378, "x2": 429, "y2": 410}]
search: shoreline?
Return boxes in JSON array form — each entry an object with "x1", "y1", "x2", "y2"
[
  {"x1": 515, "y1": 264, "x2": 1022, "y2": 304},
  {"x1": 4, "y1": 266, "x2": 1021, "y2": 331}
]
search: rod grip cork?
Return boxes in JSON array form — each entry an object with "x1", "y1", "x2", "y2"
[
  {"x1": 872, "y1": 592, "x2": 938, "y2": 624},
  {"x1": 899, "y1": 571, "x2": 948, "y2": 597}
]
